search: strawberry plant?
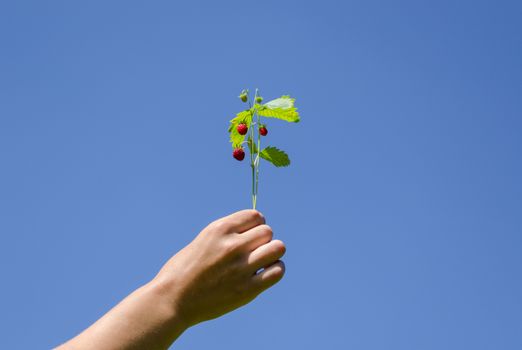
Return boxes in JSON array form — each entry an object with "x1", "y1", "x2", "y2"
[{"x1": 228, "y1": 88, "x2": 300, "y2": 209}]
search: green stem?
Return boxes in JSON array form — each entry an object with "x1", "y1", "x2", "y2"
[
  {"x1": 249, "y1": 133, "x2": 256, "y2": 209},
  {"x1": 251, "y1": 163, "x2": 256, "y2": 209},
  {"x1": 250, "y1": 88, "x2": 260, "y2": 209},
  {"x1": 255, "y1": 90, "x2": 261, "y2": 208}
]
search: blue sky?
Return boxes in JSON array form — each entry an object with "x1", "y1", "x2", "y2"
[{"x1": 1, "y1": 1, "x2": 521, "y2": 349}]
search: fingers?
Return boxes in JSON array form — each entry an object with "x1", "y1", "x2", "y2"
[
  {"x1": 251, "y1": 260, "x2": 285, "y2": 291},
  {"x1": 247, "y1": 239, "x2": 286, "y2": 273},
  {"x1": 238, "y1": 224, "x2": 273, "y2": 251},
  {"x1": 219, "y1": 209, "x2": 266, "y2": 234}
]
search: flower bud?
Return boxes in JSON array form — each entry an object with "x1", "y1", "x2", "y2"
[{"x1": 239, "y1": 90, "x2": 248, "y2": 103}]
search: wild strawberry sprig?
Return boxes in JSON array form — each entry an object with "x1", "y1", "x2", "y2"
[{"x1": 228, "y1": 88, "x2": 300, "y2": 209}]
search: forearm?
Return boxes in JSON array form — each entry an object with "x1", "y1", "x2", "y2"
[{"x1": 56, "y1": 279, "x2": 187, "y2": 350}]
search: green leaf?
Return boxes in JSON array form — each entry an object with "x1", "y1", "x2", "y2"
[
  {"x1": 229, "y1": 110, "x2": 253, "y2": 148},
  {"x1": 260, "y1": 146, "x2": 291, "y2": 167},
  {"x1": 256, "y1": 95, "x2": 300, "y2": 123}
]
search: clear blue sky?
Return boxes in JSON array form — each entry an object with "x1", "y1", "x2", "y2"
[{"x1": 1, "y1": 1, "x2": 521, "y2": 349}]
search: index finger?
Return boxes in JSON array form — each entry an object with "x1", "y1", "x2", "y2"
[{"x1": 222, "y1": 209, "x2": 266, "y2": 233}]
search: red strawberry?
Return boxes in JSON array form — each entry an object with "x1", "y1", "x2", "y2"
[
  {"x1": 259, "y1": 126, "x2": 268, "y2": 136},
  {"x1": 233, "y1": 148, "x2": 245, "y2": 161},
  {"x1": 237, "y1": 123, "x2": 248, "y2": 135}
]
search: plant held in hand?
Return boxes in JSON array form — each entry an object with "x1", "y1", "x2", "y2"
[{"x1": 228, "y1": 88, "x2": 300, "y2": 209}]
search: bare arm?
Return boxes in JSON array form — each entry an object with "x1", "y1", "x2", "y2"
[{"x1": 56, "y1": 210, "x2": 286, "y2": 350}]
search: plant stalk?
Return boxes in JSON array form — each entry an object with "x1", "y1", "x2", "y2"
[
  {"x1": 250, "y1": 88, "x2": 260, "y2": 209},
  {"x1": 255, "y1": 90, "x2": 261, "y2": 209}
]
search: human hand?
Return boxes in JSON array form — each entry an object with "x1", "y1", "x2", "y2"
[
  {"x1": 56, "y1": 210, "x2": 285, "y2": 350},
  {"x1": 152, "y1": 209, "x2": 286, "y2": 327}
]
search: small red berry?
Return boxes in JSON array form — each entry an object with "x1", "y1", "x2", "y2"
[
  {"x1": 233, "y1": 148, "x2": 245, "y2": 161},
  {"x1": 237, "y1": 123, "x2": 248, "y2": 135},
  {"x1": 259, "y1": 126, "x2": 268, "y2": 136}
]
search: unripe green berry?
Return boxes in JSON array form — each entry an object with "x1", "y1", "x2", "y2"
[{"x1": 255, "y1": 96, "x2": 263, "y2": 103}]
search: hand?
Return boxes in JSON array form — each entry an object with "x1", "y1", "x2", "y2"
[
  {"x1": 152, "y1": 209, "x2": 286, "y2": 326},
  {"x1": 56, "y1": 209, "x2": 285, "y2": 350}
]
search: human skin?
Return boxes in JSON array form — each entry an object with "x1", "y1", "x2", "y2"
[{"x1": 56, "y1": 210, "x2": 286, "y2": 350}]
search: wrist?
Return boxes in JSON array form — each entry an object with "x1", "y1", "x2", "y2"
[{"x1": 145, "y1": 277, "x2": 192, "y2": 331}]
